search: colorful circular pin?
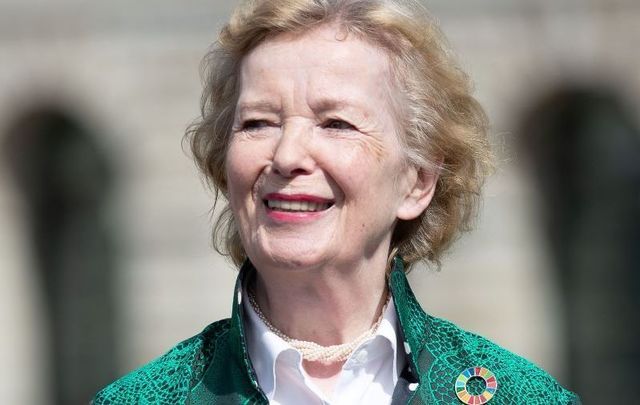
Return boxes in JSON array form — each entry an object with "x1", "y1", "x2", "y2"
[{"x1": 455, "y1": 366, "x2": 498, "y2": 404}]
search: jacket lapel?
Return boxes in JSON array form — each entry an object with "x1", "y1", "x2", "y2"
[
  {"x1": 389, "y1": 256, "x2": 435, "y2": 404},
  {"x1": 189, "y1": 262, "x2": 268, "y2": 404}
]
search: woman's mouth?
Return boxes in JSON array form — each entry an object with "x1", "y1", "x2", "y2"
[
  {"x1": 265, "y1": 199, "x2": 332, "y2": 212},
  {"x1": 262, "y1": 193, "x2": 335, "y2": 215}
]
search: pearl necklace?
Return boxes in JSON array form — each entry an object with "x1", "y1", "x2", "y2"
[{"x1": 247, "y1": 289, "x2": 390, "y2": 364}]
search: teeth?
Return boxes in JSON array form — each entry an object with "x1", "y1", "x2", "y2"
[{"x1": 266, "y1": 200, "x2": 331, "y2": 212}]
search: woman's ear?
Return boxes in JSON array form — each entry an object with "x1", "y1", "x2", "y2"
[{"x1": 397, "y1": 165, "x2": 440, "y2": 221}]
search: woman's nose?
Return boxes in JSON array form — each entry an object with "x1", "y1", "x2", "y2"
[{"x1": 271, "y1": 124, "x2": 315, "y2": 177}]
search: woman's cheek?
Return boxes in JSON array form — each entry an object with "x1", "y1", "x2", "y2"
[{"x1": 226, "y1": 147, "x2": 255, "y2": 205}]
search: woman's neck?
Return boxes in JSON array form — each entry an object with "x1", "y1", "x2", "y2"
[{"x1": 251, "y1": 255, "x2": 389, "y2": 347}]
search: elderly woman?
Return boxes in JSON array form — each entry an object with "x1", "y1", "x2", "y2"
[{"x1": 95, "y1": 0, "x2": 579, "y2": 404}]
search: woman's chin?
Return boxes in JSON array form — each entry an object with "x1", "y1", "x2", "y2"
[{"x1": 253, "y1": 246, "x2": 335, "y2": 272}]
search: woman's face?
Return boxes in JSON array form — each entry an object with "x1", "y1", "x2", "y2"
[{"x1": 226, "y1": 24, "x2": 427, "y2": 271}]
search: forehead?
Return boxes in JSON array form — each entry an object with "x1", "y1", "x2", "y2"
[{"x1": 238, "y1": 24, "x2": 396, "y2": 105}]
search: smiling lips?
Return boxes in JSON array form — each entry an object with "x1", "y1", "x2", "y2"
[{"x1": 263, "y1": 193, "x2": 334, "y2": 217}]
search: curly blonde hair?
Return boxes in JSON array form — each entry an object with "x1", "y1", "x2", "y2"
[{"x1": 186, "y1": 0, "x2": 493, "y2": 270}]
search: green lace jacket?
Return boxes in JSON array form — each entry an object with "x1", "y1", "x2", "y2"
[{"x1": 94, "y1": 259, "x2": 580, "y2": 404}]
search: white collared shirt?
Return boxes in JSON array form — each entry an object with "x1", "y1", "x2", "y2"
[{"x1": 243, "y1": 288, "x2": 405, "y2": 405}]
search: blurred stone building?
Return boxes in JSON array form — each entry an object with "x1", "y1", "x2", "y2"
[{"x1": 0, "y1": 0, "x2": 638, "y2": 403}]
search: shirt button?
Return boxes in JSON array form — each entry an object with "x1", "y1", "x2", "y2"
[
  {"x1": 408, "y1": 382, "x2": 419, "y2": 391},
  {"x1": 403, "y1": 341, "x2": 411, "y2": 354}
]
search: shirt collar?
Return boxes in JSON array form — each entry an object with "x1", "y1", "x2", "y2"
[
  {"x1": 377, "y1": 299, "x2": 405, "y2": 385},
  {"x1": 242, "y1": 280, "x2": 294, "y2": 399},
  {"x1": 242, "y1": 280, "x2": 404, "y2": 400}
]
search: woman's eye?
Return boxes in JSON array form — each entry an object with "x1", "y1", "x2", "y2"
[
  {"x1": 324, "y1": 120, "x2": 355, "y2": 131},
  {"x1": 241, "y1": 120, "x2": 270, "y2": 131}
]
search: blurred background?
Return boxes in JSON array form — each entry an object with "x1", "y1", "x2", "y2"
[{"x1": 0, "y1": 0, "x2": 638, "y2": 403}]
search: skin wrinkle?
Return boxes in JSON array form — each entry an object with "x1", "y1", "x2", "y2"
[
  {"x1": 235, "y1": 103, "x2": 387, "y2": 162},
  {"x1": 235, "y1": 67, "x2": 393, "y2": 165}
]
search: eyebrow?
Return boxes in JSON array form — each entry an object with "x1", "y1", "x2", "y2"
[
  {"x1": 235, "y1": 97, "x2": 371, "y2": 117},
  {"x1": 236, "y1": 100, "x2": 281, "y2": 115},
  {"x1": 311, "y1": 97, "x2": 364, "y2": 113},
  {"x1": 310, "y1": 97, "x2": 374, "y2": 123}
]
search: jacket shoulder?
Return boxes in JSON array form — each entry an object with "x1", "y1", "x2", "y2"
[
  {"x1": 93, "y1": 319, "x2": 232, "y2": 405},
  {"x1": 419, "y1": 315, "x2": 580, "y2": 404}
]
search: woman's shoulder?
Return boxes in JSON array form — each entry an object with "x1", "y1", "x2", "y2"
[
  {"x1": 92, "y1": 318, "x2": 232, "y2": 405},
  {"x1": 417, "y1": 314, "x2": 580, "y2": 404}
]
